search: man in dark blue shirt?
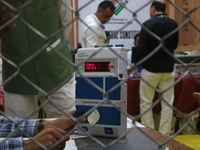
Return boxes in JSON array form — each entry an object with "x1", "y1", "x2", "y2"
[{"x1": 135, "y1": 0, "x2": 179, "y2": 136}]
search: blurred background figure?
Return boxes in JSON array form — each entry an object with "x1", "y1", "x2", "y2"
[
  {"x1": 81, "y1": 1, "x2": 115, "y2": 48},
  {"x1": 135, "y1": 0, "x2": 179, "y2": 136},
  {"x1": 127, "y1": 33, "x2": 140, "y2": 76}
]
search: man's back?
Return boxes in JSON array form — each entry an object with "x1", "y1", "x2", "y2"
[{"x1": 136, "y1": 14, "x2": 179, "y2": 72}]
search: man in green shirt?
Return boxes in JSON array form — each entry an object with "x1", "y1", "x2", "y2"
[{"x1": 0, "y1": 0, "x2": 76, "y2": 119}]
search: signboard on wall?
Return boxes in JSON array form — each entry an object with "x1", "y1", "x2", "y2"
[{"x1": 78, "y1": 0, "x2": 151, "y2": 48}]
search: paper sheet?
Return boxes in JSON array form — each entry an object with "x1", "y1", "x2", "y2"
[
  {"x1": 87, "y1": 109, "x2": 100, "y2": 126},
  {"x1": 64, "y1": 139, "x2": 78, "y2": 150}
]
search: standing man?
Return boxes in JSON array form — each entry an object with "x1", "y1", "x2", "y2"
[
  {"x1": 82, "y1": 1, "x2": 115, "y2": 48},
  {"x1": 0, "y1": 0, "x2": 76, "y2": 119},
  {"x1": 0, "y1": 7, "x2": 86, "y2": 150},
  {"x1": 135, "y1": 0, "x2": 179, "y2": 136}
]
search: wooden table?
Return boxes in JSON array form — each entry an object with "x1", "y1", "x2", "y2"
[{"x1": 75, "y1": 126, "x2": 194, "y2": 150}]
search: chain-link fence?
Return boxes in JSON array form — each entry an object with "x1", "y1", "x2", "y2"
[{"x1": 0, "y1": 0, "x2": 200, "y2": 149}]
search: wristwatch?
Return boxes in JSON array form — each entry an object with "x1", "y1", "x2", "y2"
[{"x1": 37, "y1": 119, "x2": 45, "y2": 133}]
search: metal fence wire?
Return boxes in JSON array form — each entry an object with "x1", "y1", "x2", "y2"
[{"x1": 0, "y1": 0, "x2": 200, "y2": 149}]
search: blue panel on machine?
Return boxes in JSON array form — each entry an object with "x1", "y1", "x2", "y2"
[
  {"x1": 76, "y1": 77, "x2": 121, "y2": 100},
  {"x1": 105, "y1": 77, "x2": 121, "y2": 100},
  {"x1": 75, "y1": 105, "x2": 121, "y2": 125},
  {"x1": 76, "y1": 77, "x2": 103, "y2": 99}
]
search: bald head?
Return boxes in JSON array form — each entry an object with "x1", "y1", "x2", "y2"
[
  {"x1": 150, "y1": 0, "x2": 166, "y2": 17},
  {"x1": 151, "y1": 0, "x2": 166, "y2": 11}
]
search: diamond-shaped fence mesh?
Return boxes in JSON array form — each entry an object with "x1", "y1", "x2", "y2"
[{"x1": 0, "y1": 0, "x2": 199, "y2": 149}]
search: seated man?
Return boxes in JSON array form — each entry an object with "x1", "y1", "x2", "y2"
[{"x1": 0, "y1": 111, "x2": 86, "y2": 149}]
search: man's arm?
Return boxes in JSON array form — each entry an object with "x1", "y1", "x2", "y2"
[
  {"x1": 59, "y1": 0, "x2": 72, "y2": 39},
  {"x1": 0, "y1": 116, "x2": 35, "y2": 150},
  {"x1": 0, "y1": 116, "x2": 67, "y2": 150},
  {"x1": 135, "y1": 24, "x2": 150, "y2": 64},
  {"x1": 24, "y1": 110, "x2": 86, "y2": 150},
  {"x1": 172, "y1": 27, "x2": 179, "y2": 50},
  {"x1": 83, "y1": 25, "x2": 107, "y2": 48},
  {"x1": 0, "y1": 116, "x2": 36, "y2": 137},
  {"x1": 0, "y1": 111, "x2": 86, "y2": 150},
  {"x1": 0, "y1": 137, "x2": 24, "y2": 150},
  {"x1": 84, "y1": 26, "x2": 101, "y2": 47}
]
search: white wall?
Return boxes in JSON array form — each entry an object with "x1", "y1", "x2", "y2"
[{"x1": 78, "y1": 0, "x2": 151, "y2": 48}]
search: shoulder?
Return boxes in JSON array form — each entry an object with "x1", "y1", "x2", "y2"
[
  {"x1": 84, "y1": 14, "x2": 93, "y2": 22},
  {"x1": 167, "y1": 17, "x2": 178, "y2": 26},
  {"x1": 143, "y1": 17, "x2": 156, "y2": 25},
  {"x1": 143, "y1": 17, "x2": 178, "y2": 28},
  {"x1": 142, "y1": 18, "x2": 156, "y2": 29},
  {"x1": 84, "y1": 14, "x2": 98, "y2": 27}
]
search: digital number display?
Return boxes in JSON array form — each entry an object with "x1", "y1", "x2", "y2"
[{"x1": 85, "y1": 62, "x2": 111, "y2": 72}]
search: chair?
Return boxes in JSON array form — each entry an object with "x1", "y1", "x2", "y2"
[
  {"x1": 173, "y1": 92, "x2": 200, "y2": 135},
  {"x1": 176, "y1": 92, "x2": 200, "y2": 134},
  {"x1": 192, "y1": 92, "x2": 200, "y2": 106},
  {"x1": 192, "y1": 92, "x2": 200, "y2": 132}
]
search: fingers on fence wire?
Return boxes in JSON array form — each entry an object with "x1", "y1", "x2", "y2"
[{"x1": 0, "y1": 7, "x2": 16, "y2": 37}]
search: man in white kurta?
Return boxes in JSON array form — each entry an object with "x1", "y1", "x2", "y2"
[{"x1": 82, "y1": 1, "x2": 115, "y2": 48}]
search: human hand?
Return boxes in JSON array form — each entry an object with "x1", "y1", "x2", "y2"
[
  {"x1": 45, "y1": 110, "x2": 86, "y2": 132},
  {"x1": 127, "y1": 64, "x2": 134, "y2": 75},
  {"x1": 24, "y1": 125, "x2": 68, "y2": 150},
  {"x1": 0, "y1": 6, "x2": 16, "y2": 37}
]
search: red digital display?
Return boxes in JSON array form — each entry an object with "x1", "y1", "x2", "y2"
[{"x1": 85, "y1": 62, "x2": 111, "y2": 72}]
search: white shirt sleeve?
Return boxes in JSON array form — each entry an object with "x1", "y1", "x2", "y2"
[
  {"x1": 59, "y1": 0, "x2": 72, "y2": 39},
  {"x1": 83, "y1": 26, "x2": 105, "y2": 48},
  {"x1": 127, "y1": 50, "x2": 132, "y2": 64}
]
